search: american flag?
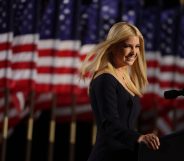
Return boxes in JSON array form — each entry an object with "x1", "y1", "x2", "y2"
[
  {"x1": 0, "y1": 0, "x2": 13, "y2": 89},
  {"x1": 139, "y1": 6, "x2": 184, "y2": 136},
  {"x1": 0, "y1": 1, "x2": 184, "y2": 132},
  {"x1": 0, "y1": 0, "x2": 28, "y2": 128},
  {"x1": 53, "y1": 0, "x2": 101, "y2": 121},
  {"x1": 99, "y1": 0, "x2": 121, "y2": 40},
  {"x1": 121, "y1": 0, "x2": 139, "y2": 25},
  {"x1": 11, "y1": 0, "x2": 39, "y2": 92},
  {"x1": 37, "y1": 0, "x2": 80, "y2": 94},
  {"x1": 35, "y1": 0, "x2": 81, "y2": 116}
]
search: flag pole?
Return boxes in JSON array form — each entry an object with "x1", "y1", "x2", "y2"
[
  {"x1": 91, "y1": 121, "x2": 97, "y2": 146},
  {"x1": 46, "y1": 0, "x2": 61, "y2": 160},
  {"x1": 1, "y1": 0, "x2": 13, "y2": 160},
  {"x1": 25, "y1": 0, "x2": 41, "y2": 160},
  {"x1": 1, "y1": 88, "x2": 10, "y2": 161},
  {"x1": 90, "y1": 0, "x2": 101, "y2": 148},
  {"x1": 48, "y1": 92, "x2": 57, "y2": 161},
  {"x1": 25, "y1": 90, "x2": 35, "y2": 161},
  {"x1": 69, "y1": 94, "x2": 77, "y2": 161},
  {"x1": 68, "y1": 0, "x2": 81, "y2": 160}
]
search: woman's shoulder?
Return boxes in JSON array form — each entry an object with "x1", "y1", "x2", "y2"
[{"x1": 91, "y1": 72, "x2": 117, "y2": 85}]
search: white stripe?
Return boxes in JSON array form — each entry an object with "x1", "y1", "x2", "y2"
[
  {"x1": 146, "y1": 51, "x2": 176, "y2": 66},
  {"x1": 12, "y1": 52, "x2": 38, "y2": 62},
  {"x1": 36, "y1": 73, "x2": 79, "y2": 85},
  {"x1": 0, "y1": 32, "x2": 13, "y2": 43},
  {"x1": 80, "y1": 44, "x2": 96, "y2": 55},
  {"x1": 54, "y1": 104, "x2": 91, "y2": 116},
  {"x1": 36, "y1": 93, "x2": 52, "y2": 103},
  {"x1": 175, "y1": 57, "x2": 184, "y2": 68},
  {"x1": 146, "y1": 51, "x2": 184, "y2": 68},
  {"x1": 12, "y1": 69, "x2": 36, "y2": 80},
  {"x1": 38, "y1": 57, "x2": 80, "y2": 68},
  {"x1": 143, "y1": 84, "x2": 174, "y2": 97},
  {"x1": 38, "y1": 39, "x2": 81, "y2": 51},
  {"x1": 12, "y1": 34, "x2": 38, "y2": 45},
  {"x1": 0, "y1": 68, "x2": 12, "y2": 79},
  {"x1": 78, "y1": 77, "x2": 90, "y2": 88},
  {"x1": 0, "y1": 50, "x2": 12, "y2": 61},
  {"x1": 145, "y1": 51, "x2": 160, "y2": 61},
  {"x1": 156, "y1": 118, "x2": 172, "y2": 135},
  {"x1": 16, "y1": 92, "x2": 25, "y2": 110},
  {"x1": 147, "y1": 67, "x2": 184, "y2": 83}
]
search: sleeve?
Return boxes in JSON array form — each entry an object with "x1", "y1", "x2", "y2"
[{"x1": 94, "y1": 74, "x2": 141, "y2": 151}]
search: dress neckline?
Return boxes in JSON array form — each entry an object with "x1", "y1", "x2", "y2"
[{"x1": 93, "y1": 73, "x2": 136, "y2": 98}]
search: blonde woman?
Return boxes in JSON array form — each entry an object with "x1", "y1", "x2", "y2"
[{"x1": 80, "y1": 22, "x2": 160, "y2": 161}]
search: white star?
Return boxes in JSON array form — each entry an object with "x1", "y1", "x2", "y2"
[
  {"x1": 103, "y1": 14, "x2": 109, "y2": 20},
  {"x1": 59, "y1": 14, "x2": 65, "y2": 21},
  {"x1": 167, "y1": 18, "x2": 173, "y2": 24},
  {"x1": 90, "y1": 34, "x2": 96, "y2": 40},
  {"x1": 63, "y1": 0, "x2": 69, "y2": 4},
  {"x1": 104, "y1": 24, "x2": 109, "y2": 30},
  {"x1": 2, "y1": 12, "x2": 6, "y2": 17},
  {"x1": 102, "y1": 6, "x2": 109, "y2": 12},
  {"x1": 60, "y1": 26, "x2": 65, "y2": 31},
  {"x1": 64, "y1": 8, "x2": 70, "y2": 14},
  {"x1": 128, "y1": 10, "x2": 135, "y2": 16},
  {"x1": 2, "y1": 23, "x2": 6, "y2": 28},
  {"x1": 109, "y1": 19, "x2": 115, "y2": 24},
  {"x1": 122, "y1": 15, "x2": 128, "y2": 21},
  {"x1": 146, "y1": 43, "x2": 152, "y2": 49},
  {"x1": 167, "y1": 28, "x2": 172, "y2": 34},
  {"x1": 147, "y1": 23, "x2": 153, "y2": 29},
  {"x1": 28, "y1": 14, "x2": 32, "y2": 20},
  {"x1": 166, "y1": 47, "x2": 171, "y2": 53},
  {"x1": 147, "y1": 33, "x2": 153, "y2": 39},
  {"x1": 45, "y1": 30, "x2": 51, "y2": 35},
  {"x1": 82, "y1": 13, "x2": 88, "y2": 19}
]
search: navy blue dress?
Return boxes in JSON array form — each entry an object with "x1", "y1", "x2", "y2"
[{"x1": 88, "y1": 73, "x2": 141, "y2": 161}]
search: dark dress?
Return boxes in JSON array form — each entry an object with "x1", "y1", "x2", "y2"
[{"x1": 88, "y1": 73, "x2": 142, "y2": 161}]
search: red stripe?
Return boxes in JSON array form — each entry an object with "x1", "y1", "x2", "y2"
[
  {"x1": 148, "y1": 77, "x2": 184, "y2": 89},
  {"x1": 0, "y1": 42, "x2": 11, "y2": 50},
  {"x1": 12, "y1": 62, "x2": 36, "y2": 69},
  {"x1": 13, "y1": 44, "x2": 37, "y2": 53},
  {"x1": 147, "y1": 59, "x2": 184, "y2": 73},
  {"x1": 36, "y1": 84, "x2": 79, "y2": 94},
  {"x1": 0, "y1": 79, "x2": 12, "y2": 88},
  {"x1": 0, "y1": 60, "x2": 11, "y2": 68},
  {"x1": 38, "y1": 49, "x2": 79, "y2": 57},
  {"x1": 11, "y1": 80, "x2": 36, "y2": 91},
  {"x1": 37, "y1": 67, "x2": 78, "y2": 74},
  {"x1": 147, "y1": 60, "x2": 159, "y2": 68}
]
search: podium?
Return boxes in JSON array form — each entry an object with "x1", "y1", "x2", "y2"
[{"x1": 138, "y1": 129, "x2": 184, "y2": 161}]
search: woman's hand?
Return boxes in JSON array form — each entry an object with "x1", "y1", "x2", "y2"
[{"x1": 137, "y1": 133, "x2": 160, "y2": 150}]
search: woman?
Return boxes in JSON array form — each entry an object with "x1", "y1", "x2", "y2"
[{"x1": 80, "y1": 22, "x2": 160, "y2": 161}]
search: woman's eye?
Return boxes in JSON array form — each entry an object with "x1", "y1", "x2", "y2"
[{"x1": 123, "y1": 44, "x2": 130, "y2": 48}]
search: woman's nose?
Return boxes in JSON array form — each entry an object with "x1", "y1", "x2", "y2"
[{"x1": 131, "y1": 47, "x2": 136, "y2": 54}]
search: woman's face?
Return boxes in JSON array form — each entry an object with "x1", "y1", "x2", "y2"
[{"x1": 112, "y1": 36, "x2": 140, "y2": 68}]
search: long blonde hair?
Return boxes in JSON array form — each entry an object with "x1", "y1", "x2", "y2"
[{"x1": 80, "y1": 22, "x2": 148, "y2": 96}]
